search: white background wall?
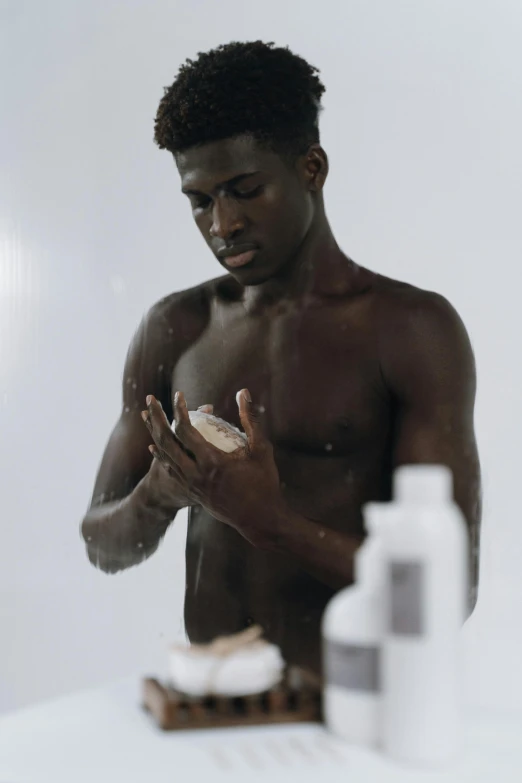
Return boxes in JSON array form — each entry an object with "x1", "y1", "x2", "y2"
[{"x1": 1, "y1": 0, "x2": 521, "y2": 715}]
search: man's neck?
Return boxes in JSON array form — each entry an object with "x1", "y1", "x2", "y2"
[{"x1": 242, "y1": 216, "x2": 360, "y2": 312}]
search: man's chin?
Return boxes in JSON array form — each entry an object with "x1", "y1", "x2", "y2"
[
  {"x1": 219, "y1": 259, "x2": 270, "y2": 286},
  {"x1": 230, "y1": 268, "x2": 275, "y2": 286}
]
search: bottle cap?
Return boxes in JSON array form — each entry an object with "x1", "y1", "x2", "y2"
[
  {"x1": 357, "y1": 503, "x2": 398, "y2": 583},
  {"x1": 393, "y1": 464, "x2": 453, "y2": 504},
  {"x1": 363, "y1": 502, "x2": 389, "y2": 535}
]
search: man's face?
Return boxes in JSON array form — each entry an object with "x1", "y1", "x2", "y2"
[{"x1": 176, "y1": 135, "x2": 315, "y2": 285}]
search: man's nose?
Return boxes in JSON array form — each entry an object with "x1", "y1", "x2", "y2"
[{"x1": 209, "y1": 197, "x2": 245, "y2": 239}]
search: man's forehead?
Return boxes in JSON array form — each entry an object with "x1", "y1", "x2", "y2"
[{"x1": 176, "y1": 135, "x2": 277, "y2": 189}]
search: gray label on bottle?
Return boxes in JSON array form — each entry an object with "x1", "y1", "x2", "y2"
[
  {"x1": 324, "y1": 640, "x2": 380, "y2": 693},
  {"x1": 389, "y1": 560, "x2": 424, "y2": 635}
]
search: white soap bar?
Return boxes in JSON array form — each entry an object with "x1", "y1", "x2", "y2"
[
  {"x1": 184, "y1": 410, "x2": 247, "y2": 453},
  {"x1": 169, "y1": 626, "x2": 285, "y2": 697}
]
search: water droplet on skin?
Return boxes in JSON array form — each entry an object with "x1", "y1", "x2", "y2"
[
  {"x1": 318, "y1": 530, "x2": 326, "y2": 539},
  {"x1": 87, "y1": 536, "x2": 92, "y2": 542},
  {"x1": 325, "y1": 443, "x2": 333, "y2": 452},
  {"x1": 124, "y1": 406, "x2": 130, "y2": 413},
  {"x1": 137, "y1": 542, "x2": 144, "y2": 549}
]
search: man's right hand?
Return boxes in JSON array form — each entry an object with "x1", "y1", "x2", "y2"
[
  {"x1": 143, "y1": 454, "x2": 195, "y2": 511},
  {"x1": 141, "y1": 403, "x2": 214, "y2": 513}
]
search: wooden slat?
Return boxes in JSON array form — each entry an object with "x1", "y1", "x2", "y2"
[{"x1": 142, "y1": 668, "x2": 321, "y2": 731}]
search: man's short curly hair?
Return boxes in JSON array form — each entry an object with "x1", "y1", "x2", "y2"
[{"x1": 154, "y1": 40, "x2": 326, "y2": 162}]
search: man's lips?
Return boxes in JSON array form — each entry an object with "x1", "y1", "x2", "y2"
[{"x1": 224, "y1": 249, "x2": 257, "y2": 268}]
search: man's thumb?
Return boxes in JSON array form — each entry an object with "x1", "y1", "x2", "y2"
[{"x1": 236, "y1": 388, "x2": 262, "y2": 448}]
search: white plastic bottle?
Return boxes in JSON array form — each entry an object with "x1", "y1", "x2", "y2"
[
  {"x1": 322, "y1": 503, "x2": 395, "y2": 747},
  {"x1": 381, "y1": 465, "x2": 468, "y2": 767}
]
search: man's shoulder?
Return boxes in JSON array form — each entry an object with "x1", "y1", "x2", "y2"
[
  {"x1": 126, "y1": 274, "x2": 239, "y2": 378},
  {"x1": 370, "y1": 273, "x2": 474, "y2": 386},
  {"x1": 370, "y1": 273, "x2": 463, "y2": 337},
  {"x1": 144, "y1": 273, "x2": 239, "y2": 333}
]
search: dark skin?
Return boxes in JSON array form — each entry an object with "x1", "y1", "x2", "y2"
[{"x1": 82, "y1": 134, "x2": 481, "y2": 674}]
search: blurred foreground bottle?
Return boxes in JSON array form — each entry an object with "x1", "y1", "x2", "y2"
[
  {"x1": 381, "y1": 465, "x2": 468, "y2": 767},
  {"x1": 322, "y1": 502, "x2": 396, "y2": 746}
]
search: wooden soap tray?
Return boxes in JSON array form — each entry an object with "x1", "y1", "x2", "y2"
[{"x1": 142, "y1": 667, "x2": 322, "y2": 731}]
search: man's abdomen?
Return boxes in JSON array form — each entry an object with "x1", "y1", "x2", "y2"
[
  {"x1": 184, "y1": 506, "x2": 250, "y2": 643},
  {"x1": 184, "y1": 505, "x2": 336, "y2": 674}
]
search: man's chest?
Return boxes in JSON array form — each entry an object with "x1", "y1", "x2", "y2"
[{"x1": 171, "y1": 301, "x2": 389, "y2": 456}]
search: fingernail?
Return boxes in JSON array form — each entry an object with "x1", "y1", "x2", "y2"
[
  {"x1": 146, "y1": 395, "x2": 152, "y2": 406},
  {"x1": 141, "y1": 410, "x2": 149, "y2": 423},
  {"x1": 244, "y1": 389, "x2": 252, "y2": 402}
]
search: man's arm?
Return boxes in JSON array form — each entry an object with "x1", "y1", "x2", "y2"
[
  {"x1": 266, "y1": 292, "x2": 480, "y2": 605},
  {"x1": 380, "y1": 291, "x2": 481, "y2": 613},
  {"x1": 81, "y1": 291, "x2": 209, "y2": 573}
]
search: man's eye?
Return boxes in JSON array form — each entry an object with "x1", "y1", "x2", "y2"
[
  {"x1": 191, "y1": 185, "x2": 263, "y2": 210},
  {"x1": 236, "y1": 185, "x2": 264, "y2": 199},
  {"x1": 193, "y1": 198, "x2": 211, "y2": 210}
]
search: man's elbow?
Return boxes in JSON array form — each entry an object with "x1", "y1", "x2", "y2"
[
  {"x1": 85, "y1": 544, "x2": 127, "y2": 574},
  {"x1": 81, "y1": 530, "x2": 158, "y2": 574},
  {"x1": 84, "y1": 542, "x2": 142, "y2": 574}
]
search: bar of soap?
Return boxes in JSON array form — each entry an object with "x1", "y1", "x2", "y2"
[
  {"x1": 184, "y1": 410, "x2": 247, "y2": 453},
  {"x1": 169, "y1": 626, "x2": 285, "y2": 697}
]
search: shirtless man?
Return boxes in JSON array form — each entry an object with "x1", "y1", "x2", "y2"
[{"x1": 81, "y1": 41, "x2": 481, "y2": 674}]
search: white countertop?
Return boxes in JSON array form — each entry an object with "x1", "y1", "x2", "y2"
[{"x1": 1, "y1": 677, "x2": 521, "y2": 783}]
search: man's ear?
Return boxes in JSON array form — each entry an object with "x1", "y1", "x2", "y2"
[{"x1": 303, "y1": 144, "x2": 329, "y2": 192}]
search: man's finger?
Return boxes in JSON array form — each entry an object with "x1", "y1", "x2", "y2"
[
  {"x1": 198, "y1": 404, "x2": 214, "y2": 414},
  {"x1": 143, "y1": 395, "x2": 194, "y2": 473},
  {"x1": 145, "y1": 394, "x2": 171, "y2": 430},
  {"x1": 149, "y1": 445, "x2": 187, "y2": 481},
  {"x1": 173, "y1": 391, "x2": 211, "y2": 458},
  {"x1": 236, "y1": 389, "x2": 264, "y2": 451}
]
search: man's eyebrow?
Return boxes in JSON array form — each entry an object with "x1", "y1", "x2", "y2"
[{"x1": 181, "y1": 171, "x2": 261, "y2": 196}]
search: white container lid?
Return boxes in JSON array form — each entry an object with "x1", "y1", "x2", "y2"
[
  {"x1": 363, "y1": 501, "x2": 389, "y2": 535},
  {"x1": 393, "y1": 464, "x2": 453, "y2": 504},
  {"x1": 357, "y1": 502, "x2": 399, "y2": 584}
]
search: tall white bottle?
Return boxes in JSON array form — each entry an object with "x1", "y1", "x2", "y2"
[
  {"x1": 381, "y1": 465, "x2": 468, "y2": 767},
  {"x1": 322, "y1": 503, "x2": 395, "y2": 747}
]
